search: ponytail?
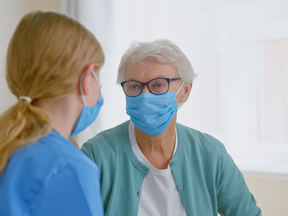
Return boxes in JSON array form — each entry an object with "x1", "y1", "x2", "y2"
[{"x1": 0, "y1": 100, "x2": 51, "y2": 173}]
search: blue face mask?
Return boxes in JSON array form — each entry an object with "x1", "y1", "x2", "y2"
[
  {"x1": 70, "y1": 71, "x2": 103, "y2": 137},
  {"x1": 126, "y1": 82, "x2": 184, "y2": 136}
]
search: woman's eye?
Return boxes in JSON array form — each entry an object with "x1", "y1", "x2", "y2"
[
  {"x1": 153, "y1": 82, "x2": 167, "y2": 88},
  {"x1": 129, "y1": 85, "x2": 139, "y2": 89}
]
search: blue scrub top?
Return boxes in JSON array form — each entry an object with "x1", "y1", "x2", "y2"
[{"x1": 0, "y1": 130, "x2": 104, "y2": 216}]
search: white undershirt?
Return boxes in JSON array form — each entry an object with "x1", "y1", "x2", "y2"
[{"x1": 129, "y1": 121, "x2": 186, "y2": 216}]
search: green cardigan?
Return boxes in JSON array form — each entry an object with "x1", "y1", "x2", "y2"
[{"x1": 81, "y1": 121, "x2": 261, "y2": 216}]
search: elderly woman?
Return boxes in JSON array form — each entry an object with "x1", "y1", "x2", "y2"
[{"x1": 81, "y1": 39, "x2": 261, "y2": 216}]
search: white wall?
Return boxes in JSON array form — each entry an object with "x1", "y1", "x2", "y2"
[{"x1": 243, "y1": 171, "x2": 288, "y2": 215}]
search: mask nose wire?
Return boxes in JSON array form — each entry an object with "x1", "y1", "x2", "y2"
[{"x1": 176, "y1": 81, "x2": 185, "y2": 95}]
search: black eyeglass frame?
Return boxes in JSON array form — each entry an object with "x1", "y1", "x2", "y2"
[{"x1": 120, "y1": 77, "x2": 182, "y2": 97}]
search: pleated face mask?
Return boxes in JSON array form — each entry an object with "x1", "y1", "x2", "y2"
[
  {"x1": 125, "y1": 81, "x2": 184, "y2": 136},
  {"x1": 70, "y1": 71, "x2": 103, "y2": 137}
]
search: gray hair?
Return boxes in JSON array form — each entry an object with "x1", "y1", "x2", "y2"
[{"x1": 117, "y1": 39, "x2": 197, "y2": 84}]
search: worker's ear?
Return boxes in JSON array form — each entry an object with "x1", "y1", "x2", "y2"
[{"x1": 81, "y1": 63, "x2": 95, "y2": 95}]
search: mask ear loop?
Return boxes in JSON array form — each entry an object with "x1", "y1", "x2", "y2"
[
  {"x1": 92, "y1": 70, "x2": 101, "y2": 88},
  {"x1": 79, "y1": 73, "x2": 87, "y2": 107},
  {"x1": 176, "y1": 81, "x2": 185, "y2": 95},
  {"x1": 80, "y1": 70, "x2": 101, "y2": 107}
]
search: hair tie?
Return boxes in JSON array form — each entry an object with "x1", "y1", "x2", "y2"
[{"x1": 19, "y1": 96, "x2": 32, "y2": 103}]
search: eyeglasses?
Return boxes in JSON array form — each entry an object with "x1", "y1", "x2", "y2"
[{"x1": 121, "y1": 77, "x2": 181, "y2": 97}]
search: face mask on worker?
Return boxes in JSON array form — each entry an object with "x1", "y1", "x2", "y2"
[{"x1": 70, "y1": 71, "x2": 103, "y2": 137}]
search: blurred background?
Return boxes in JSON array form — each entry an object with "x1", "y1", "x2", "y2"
[{"x1": 0, "y1": 0, "x2": 288, "y2": 215}]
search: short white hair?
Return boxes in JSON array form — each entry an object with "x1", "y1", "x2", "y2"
[{"x1": 117, "y1": 39, "x2": 197, "y2": 84}]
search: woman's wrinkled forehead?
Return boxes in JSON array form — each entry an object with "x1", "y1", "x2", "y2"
[{"x1": 125, "y1": 58, "x2": 179, "y2": 81}]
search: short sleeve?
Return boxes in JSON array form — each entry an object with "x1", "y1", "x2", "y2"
[
  {"x1": 216, "y1": 147, "x2": 262, "y2": 216},
  {"x1": 27, "y1": 165, "x2": 104, "y2": 216}
]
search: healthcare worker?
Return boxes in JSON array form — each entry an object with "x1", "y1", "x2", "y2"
[{"x1": 0, "y1": 11, "x2": 104, "y2": 215}]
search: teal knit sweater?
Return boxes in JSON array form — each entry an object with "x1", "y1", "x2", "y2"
[{"x1": 81, "y1": 121, "x2": 261, "y2": 216}]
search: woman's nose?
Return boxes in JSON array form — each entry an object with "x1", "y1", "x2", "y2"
[{"x1": 142, "y1": 84, "x2": 151, "y2": 93}]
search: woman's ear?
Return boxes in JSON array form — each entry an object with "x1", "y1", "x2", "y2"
[
  {"x1": 180, "y1": 82, "x2": 192, "y2": 103},
  {"x1": 81, "y1": 63, "x2": 95, "y2": 95}
]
